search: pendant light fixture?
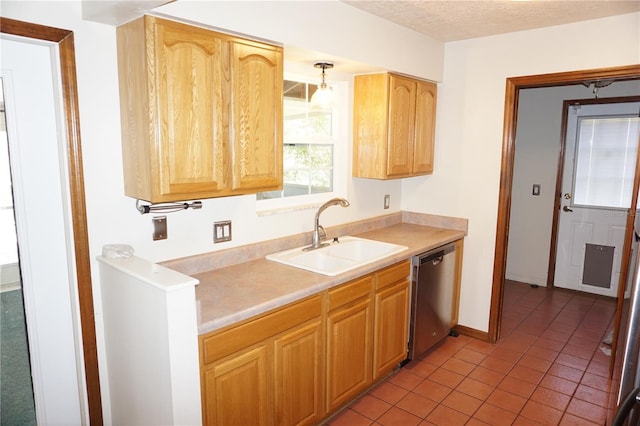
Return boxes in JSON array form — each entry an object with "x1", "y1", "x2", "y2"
[{"x1": 310, "y1": 61, "x2": 334, "y2": 110}]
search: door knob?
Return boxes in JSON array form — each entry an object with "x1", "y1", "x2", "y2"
[
  {"x1": 563, "y1": 193, "x2": 572, "y2": 200},
  {"x1": 563, "y1": 205, "x2": 573, "y2": 212}
]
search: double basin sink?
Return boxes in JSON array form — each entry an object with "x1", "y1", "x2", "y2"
[{"x1": 266, "y1": 236, "x2": 408, "y2": 276}]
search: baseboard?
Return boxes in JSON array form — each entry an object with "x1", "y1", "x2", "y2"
[{"x1": 452, "y1": 324, "x2": 490, "y2": 342}]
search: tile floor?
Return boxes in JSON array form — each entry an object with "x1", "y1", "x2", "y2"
[{"x1": 326, "y1": 280, "x2": 620, "y2": 425}]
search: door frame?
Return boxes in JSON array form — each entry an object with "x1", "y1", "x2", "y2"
[
  {"x1": 547, "y1": 96, "x2": 640, "y2": 292},
  {"x1": 490, "y1": 65, "x2": 640, "y2": 348},
  {"x1": 0, "y1": 18, "x2": 102, "y2": 424}
]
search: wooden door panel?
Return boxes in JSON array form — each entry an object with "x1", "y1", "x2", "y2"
[{"x1": 387, "y1": 75, "x2": 415, "y2": 177}]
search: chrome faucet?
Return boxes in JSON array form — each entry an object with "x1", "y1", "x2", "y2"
[{"x1": 307, "y1": 198, "x2": 350, "y2": 250}]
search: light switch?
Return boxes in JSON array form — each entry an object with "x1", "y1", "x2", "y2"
[{"x1": 532, "y1": 184, "x2": 541, "y2": 196}]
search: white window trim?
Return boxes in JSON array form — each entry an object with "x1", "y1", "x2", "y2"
[{"x1": 256, "y1": 71, "x2": 348, "y2": 216}]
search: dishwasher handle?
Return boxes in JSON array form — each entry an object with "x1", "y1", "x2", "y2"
[{"x1": 417, "y1": 243, "x2": 456, "y2": 265}]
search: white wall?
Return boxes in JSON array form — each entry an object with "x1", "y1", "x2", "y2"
[
  {"x1": 506, "y1": 81, "x2": 640, "y2": 287},
  {"x1": 402, "y1": 12, "x2": 640, "y2": 332}
]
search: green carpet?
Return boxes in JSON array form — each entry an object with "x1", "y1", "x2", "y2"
[{"x1": 1, "y1": 289, "x2": 36, "y2": 425}]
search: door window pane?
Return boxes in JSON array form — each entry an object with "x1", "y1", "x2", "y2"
[{"x1": 574, "y1": 115, "x2": 640, "y2": 209}]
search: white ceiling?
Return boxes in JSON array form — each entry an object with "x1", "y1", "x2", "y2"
[{"x1": 342, "y1": 0, "x2": 640, "y2": 42}]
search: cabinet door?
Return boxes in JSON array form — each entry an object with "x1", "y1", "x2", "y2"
[
  {"x1": 231, "y1": 40, "x2": 283, "y2": 191},
  {"x1": 274, "y1": 321, "x2": 323, "y2": 426},
  {"x1": 413, "y1": 81, "x2": 437, "y2": 175},
  {"x1": 153, "y1": 17, "x2": 229, "y2": 199},
  {"x1": 373, "y1": 280, "x2": 410, "y2": 380},
  {"x1": 203, "y1": 345, "x2": 271, "y2": 426},
  {"x1": 326, "y1": 298, "x2": 372, "y2": 412},
  {"x1": 386, "y1": 74, "x2": 416, "y2": 177}
]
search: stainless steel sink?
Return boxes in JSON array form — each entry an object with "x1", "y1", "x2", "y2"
[{"x1": 266, "y1": 236, "x2": 408, "y2": 276}]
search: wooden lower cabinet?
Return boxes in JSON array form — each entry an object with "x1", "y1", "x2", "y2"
[
  {"x1": 326, "y1": 297, "x2": 372, "y2": 412},
  {"x1": 199, "y1": 260, "x2": 411, "y2": 425},
  {"x1": 373, "y1": 280, "x2": 410, "y2": 380},
  {"x1": 203, "y1": 345, "x2": 271, "y2": 426},
  {"x1": 274, "y1": 320, "x2": 323, "y2": 426}
]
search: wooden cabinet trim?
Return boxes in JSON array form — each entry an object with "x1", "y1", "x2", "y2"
[
  {"x1": 375, "y1": 260, "x2": 410, "y2": 291},
  {"x1": 201, "y1": 295, "x2": 322, "y2": 365},
  {"x1": 327, "y1": 275, "x2": 373, "y2": 311}
]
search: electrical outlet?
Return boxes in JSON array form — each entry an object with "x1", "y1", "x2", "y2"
[
  {"x1": 213, "y1": 220, "x2": 232, "y2": 243},
  {"x1": 384, "y1": 194, "x2": 390, "y2": 209}
]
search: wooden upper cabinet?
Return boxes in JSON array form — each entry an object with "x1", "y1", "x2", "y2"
[
  {"x1": 353, "y1": 72, "x2": 437, "y2": 179},
  {"x1": 231, "y1": 40, "x2": 283, "y2": 191},
  {"x1": 116, "y1": 16, "x2": 283, "y2": 202}
]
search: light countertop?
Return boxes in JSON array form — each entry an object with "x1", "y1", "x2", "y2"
[{"x1": 192, "y1": 223, "x2": 465, "y2": 335}]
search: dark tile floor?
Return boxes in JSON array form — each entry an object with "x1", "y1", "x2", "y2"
[{"x1": 327, "y1": 280, "x2": 619, "y2": 425}]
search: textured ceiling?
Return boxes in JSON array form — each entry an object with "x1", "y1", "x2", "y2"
[{"x1": 342, "y1": 1, "x2": 640, "y2": 42}]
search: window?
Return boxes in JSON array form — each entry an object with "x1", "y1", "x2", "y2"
[
  {"x1": 257, "y1": 76, "x2": 345, "y2": 211},
  {"x1": 573, "y1": 115, "x2": 640, "y2": 209}
]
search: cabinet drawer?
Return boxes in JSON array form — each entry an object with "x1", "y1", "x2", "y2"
[
  {"x1": 328, "y1": 275, "x2": 373, "y2": 311},
  {"x1": 201, "y1": 295, "x2": 322, "y2": 365},
  {"x1": 376, "y1": 260, "x2": 410, "y2": 291}
]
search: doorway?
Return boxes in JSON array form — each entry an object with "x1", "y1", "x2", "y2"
[
  {"x1": 490, "y1": 65, "x2": 640, "y2": 352},
  {"x1": 0, "y1": 18, "x2": 102, "y2": 424}
]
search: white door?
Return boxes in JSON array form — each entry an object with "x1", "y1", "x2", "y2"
[
  {"x1": 554, "y1": 102, "x2": 640, "y2": 297},
  {"x1": 1, "y1": 37, "x2": 85, "y2": 424}
]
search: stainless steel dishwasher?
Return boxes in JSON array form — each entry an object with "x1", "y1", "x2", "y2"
[{"x1": 408, "y1": 242, "x2": 456, "y2": 360}]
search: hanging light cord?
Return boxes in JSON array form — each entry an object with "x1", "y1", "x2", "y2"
[{"x1": 136, "y1": 199, "x2": 203, "y2": 215}]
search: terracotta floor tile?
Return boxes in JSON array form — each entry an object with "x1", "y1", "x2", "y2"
[
  {"x1": 547, "y1": 363, "x2": 584, "y2": 383},
  {"x1": 453, "y1": 348, "x2": 487, "y2": 365},
  {"x1": 535, "y1": 337, "x2": 566, "y2": 352},
  {"x1": 422, "y1": 350, "x2": 451, "y2": 367},
  {"x1": 561, "y1": 343, "x2": 593, "y2": 360},
  {"x1": 377, "y1": 406, "x2": 422, "y2": 426},
  {"x1": 464, "y1": 339, "x2": 496, "y2": 355},
  {"x1": 428, "y1": 367, "x2": 465, "y2": 389},
  {"x1": 370, "y1": 382, "x2": 409, "y2": 405},
  {"x1": 519, "y1": 400, "x2": 563, "y2": 425},
  {"x1": 586, "y1": 359, "x2": 610, "y2": 378},
  {"x1": 441, "y1": 390, "x2": 482, "y2": 416},
  {"x1": 395, "y1": 392, "x2": 437, "y2": 419},
  {"x1": 580, "y1": 371, "x2": 613, "y2": 391},
  {"x1": 413, "y1": 379, "x2": 453, "y2": 403},
  {"x1": 539, "y1": 374, "x2": 579, "y2": 396},
  {"x1": 466, "y1": 418, "x2": 492, "y2": 426},
  {"x1": 404, "y1": 360, "x2": 438, "y2": 378},
  {"x1": 328, "y1": 408, "x2": 374, "y2": 426},
  {"x1": 455, "y1": 377, "x2": 494, "y2": 401},
  {"x1": 565, "y1": 397, "x2": 608, "y2": 425},
  {"x1": 441, "y1": 357, "x2": 475, "y2": 376},
  {"x1": 468, "y1": 366, "x2": 506, "y2": 387},
  {"x1": 472, "y1": 402, "x2": 517, "y2": 426},
  {"x1": 530, "y1": 386, "x2": 570, "y2": 411},
  {"x1": 518, "y1": 354, "x2": 553, "y2": 373},
  {"x1": 486, "y1": 388, "x2": 527, "y2": 413},
  {"x1": 527, "y1": 345, "x2": 559, "y2": 362},
  {"x1": 573, "y1": 384, "x2": 609, "y2": 408},
  {"x1": 351, "y1": 395, "x2": 392, "y2": 420},
  {"x1": 491, "y1": 346, "x2": 523, "y2": 363},
  {"x1": 509, "y1": 364, "x2": 545, "y2": 385},
  {"x1": 513, "y1": 415, "x2": 546, "y2": 425},
  {"x1": 425, "y1": 404, "x2": 469, "y2": 426},
  {"x1": 480, "y1": 356, "x2": 515, "y2": 374},
  {"x1": 388, "y1": 369, "x2": 424, "y2": 391},
  {"x1": 559, "y1": 412, "x2": 602, "y2": 425},
  {"x1": 498, "y1": 376, "x2": 537, "y2": 398},
  {"x1": 555, "y1": 353, "x2": 589, "y2": 371}
]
